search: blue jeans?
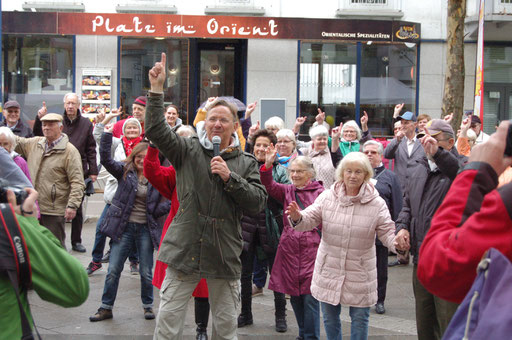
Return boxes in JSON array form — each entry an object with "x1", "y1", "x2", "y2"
[
  {"x1": 91, "y1": 204, "x2": 139, "y2": 264},
  {"x1": 252, "y1": 256, "x2": 268, "y2": 288},
  {"x1": 321, "y1": 302, "x2": 370, "y2": 340},
  {"x1": 100, "y1": 222, "x2": 154, "y2": 310},
  {"x1": 290, "y1": 294, "x2": 320, "y2": 340}
]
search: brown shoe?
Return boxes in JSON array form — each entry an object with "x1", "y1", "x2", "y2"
[
  {"x1": 89, "y1": 308, "x2": 113, "y2": 322},
  {"x1": 144, "y1": 307, "x2": 155, "y2": 320}
]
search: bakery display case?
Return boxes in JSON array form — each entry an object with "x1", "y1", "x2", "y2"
[{"x1": 81, "y1": 69, "x2": 112, "y2": 119}]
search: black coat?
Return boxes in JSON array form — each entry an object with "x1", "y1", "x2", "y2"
[
  {"x1": 99, "y1": 132, "x2": 170, "y2": 248},
  {"x1": 373, "y1": 165, "x2": 403, "y2": 246},
  {"x1": 396, "y1": 147, "x2": 467, "y2": 263},
  {"x1": 1, "y1": 120, "x2": 33, "y2": 138}
]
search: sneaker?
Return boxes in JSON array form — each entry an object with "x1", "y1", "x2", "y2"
[
  {"x1": 375, "y1": 302, "x2": 386, "y2": 314},
  {"x1": 144, "y1": 307, "x2": 155, "y2": 320},
  {"x1": 101, "y1": 250, "x2": 110, "y2": 263},
  {"x1": 252, "y1": 284, "x2": 263, "y2": 297},
  {"x1": 86, "y1": 261, "x2": 102, "y2": 275},
  {"x1": 89, "y1": 308, "x2": 113, "y2": 322},
  {"x1": 388, "y1": 259, "x2": 408, "y2": 267},
  {"x1": 275, "y1": 316, "x2": 287, "y2": 332},
  {"x1": 130, "y1": 262, "x2": 139, "y2": 275}
]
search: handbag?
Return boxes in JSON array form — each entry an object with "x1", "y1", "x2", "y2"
[{"x1": 442, "y1": 248, "x2": 512, "y2": 340}]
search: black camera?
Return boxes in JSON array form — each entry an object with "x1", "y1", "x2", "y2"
[{"x1": 0, "y1": 178, "x2": 28, "y2": 205}]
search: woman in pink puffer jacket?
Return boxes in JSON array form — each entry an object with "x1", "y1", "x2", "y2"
[{"x1": 287, "y1": 152, "x2": 409, "y2": 340}]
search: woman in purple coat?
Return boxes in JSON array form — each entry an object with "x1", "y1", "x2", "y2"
[{"x1": 260, "y1": 146, "x2": 324, "y2": 340}]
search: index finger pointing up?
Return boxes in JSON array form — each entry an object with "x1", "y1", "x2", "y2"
[{"x1": 160, "y1": 52, "x2": 166, "y2": 67}]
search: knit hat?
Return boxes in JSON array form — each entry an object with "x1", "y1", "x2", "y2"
[
  {"x1": 133, "y1": 96, "x2": 146, "y2": 107},
  {"x1": 122, "y1": 118, "x2": 142, "y2": 136}
]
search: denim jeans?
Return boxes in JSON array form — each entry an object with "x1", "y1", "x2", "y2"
[
  {"x1": 253, "y1": 256, "x2": 268, "y2": 288},
  {"x1": 321, "y1": 302, "x2": 370, "y2": 340},
  {"x1": 91, "y1": 204, "x2": 110, "y2": 263},
  {"x1": 100, "y1": 222, "x2": 154, "y2": 310},
  {"x1": 91, "y1": 204, "x2": 139, "y2": 264},
  {"x1": 290, "y1": 294, "x2": 320, "y2": 340}
]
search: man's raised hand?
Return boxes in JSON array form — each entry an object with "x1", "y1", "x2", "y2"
[{"x1": 148, "y1": 53, "x2": 167, "y2": 92}]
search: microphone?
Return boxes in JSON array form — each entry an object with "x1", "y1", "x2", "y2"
[{"x1": 212, "y1": 136, "x2": 221, "y2": 157}]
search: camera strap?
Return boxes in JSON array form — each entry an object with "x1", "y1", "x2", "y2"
[{"x1": 0, "y1": 203, "x2": 40, "y2": 340}]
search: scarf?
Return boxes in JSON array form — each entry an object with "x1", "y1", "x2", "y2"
[
  {"x1": 277, "y1": 152, "x2": 297, "y2": 167},
  {"x1": 122, "y1": 135, "x2": 143, "y2": 156},
  {"x1": 339, "y1": 139, "x2": 360, "y2": 156}
]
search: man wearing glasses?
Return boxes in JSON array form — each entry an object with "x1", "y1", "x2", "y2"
[{"x1": 34, "y1": 93, "x2": 98, "y2": 253}]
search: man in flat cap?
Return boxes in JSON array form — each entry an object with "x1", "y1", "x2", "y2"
[
  {"x1": 394, "y1": 119, "x2": 467, "y2": 340},
  {"x1": 469, "y1": 114, "x2": 490, "y2": 144},
  {"x1": 34, "y1": 93, "x2": 98, "y2": 252},
  {"x1": 15, "y1": 113, "x2": 85, "y2": 248},
  {"x1": 1, "y1": 100, "x2": 34, "y2": 137}
]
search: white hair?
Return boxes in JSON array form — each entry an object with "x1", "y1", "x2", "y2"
[
  {"x1": 309, "y1": 125, "x2": 329, "y2": 140},
  {"x1": 276, "y1": 128, "x2": 296, "y2": 143},
  {"x1": 342, "y1": 120, "x2": 362, "y2": 140},
  {"x1": 288, "y1": 156, "x2": 316, "y2": 179},
  {"x1": 0, "y1": 126, "x2": 16, "y2": 152},
  {"x1": 63, "y1": 92, "x2": 80, "y2": 104},
  {"x1": 335, "y1": 151, "x2": 373, "y2": 183},
  {"x1": 362, "y1": 140, "x2": 384, "y2": 155},
  {"x1": 265, "y1": 116, "x2": 285, "y2": 131}
]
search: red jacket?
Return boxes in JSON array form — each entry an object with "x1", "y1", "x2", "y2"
[
  {"x1": 143, "y1": 146, "x2": 208, "y2": 297},
  {"x1": 417, "y1": 162, "x2": 512, "y2": 303}
]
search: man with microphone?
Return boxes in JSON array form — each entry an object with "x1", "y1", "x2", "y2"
[{"x1": 145, "y1": 53, "x2": 267, "y2": 339}]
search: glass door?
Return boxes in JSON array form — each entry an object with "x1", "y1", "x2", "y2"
[{"x1": 190, "y1": 39, "x2": 247, "y2": 120}]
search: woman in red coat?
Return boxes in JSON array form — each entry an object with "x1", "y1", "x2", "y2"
[{"x1": 143, "y1": 125, "x2": 209, "y2": 340}]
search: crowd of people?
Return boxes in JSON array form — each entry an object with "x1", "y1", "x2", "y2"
[{"x1": 1, "y1": 52, "x2": 511, "y2": 340}]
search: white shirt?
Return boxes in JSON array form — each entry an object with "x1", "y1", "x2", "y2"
[{"x1": 406, "y1": 136, "x2": 417, "y2": 157}]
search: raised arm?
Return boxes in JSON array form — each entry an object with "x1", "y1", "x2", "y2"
[
  {"x1": 143, "y1": 145, "x2": 176, "y2": 200},
  {"x1": 99, "y1": 132, "x2": 124, "y2": 179}
]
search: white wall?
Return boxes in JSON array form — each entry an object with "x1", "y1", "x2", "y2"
[{"x1": 246, "y1": 39, "x2": 298, "y2": 127}]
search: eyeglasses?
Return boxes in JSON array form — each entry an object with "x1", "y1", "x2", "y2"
[
  {"x1": 65, "y1": 101, "x2": 78, "y2": 106},
  {"x1": 277, "y1": 140, "x2": 293, "y2": 144},
  {"x1": 289, "y1": 169, "x2": 306, "y2": 174},
  {"x1": 363, "y1": 150, "x2": 379, "y2": 155},
  {"x1": 344, "y1": 169, "x2": 365, "y2": 175}
]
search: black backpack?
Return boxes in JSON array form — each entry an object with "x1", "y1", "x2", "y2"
[{"x1": 0, "y1": 203, "x2": 40, "y2": 340}]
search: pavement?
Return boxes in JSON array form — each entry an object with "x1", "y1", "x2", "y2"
[{"x1": 28, "y1": 193, "x2": 419, "y2": 339}]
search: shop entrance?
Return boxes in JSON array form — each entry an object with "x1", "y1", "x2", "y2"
[
  {"x1": 483, "y1": 84, "x2": 512, "y2": 133},
  {"x1": 189, "y1": 39, "x2": 247, "y2": 120}
]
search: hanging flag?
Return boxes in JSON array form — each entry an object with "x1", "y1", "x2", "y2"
[{"x1": 473, "y1": 0, "x2": 485, "y2": 124}]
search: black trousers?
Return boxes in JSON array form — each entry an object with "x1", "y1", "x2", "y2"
[
  {"x1": 376, "y1": 244, "x2": 388, "y2": 304},
  {"x1": 195, "y1": 297, "x2": 210, "y2": 332},
  {"x1": 71, "y1": 195, "x2": 85, "y2": 245},
  {"x1": 240, "y1": 242, "x2": 286, "y2": 318}
]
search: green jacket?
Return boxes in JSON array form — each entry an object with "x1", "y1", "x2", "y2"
[
  {"x1": 145, "y1": 93, "x2": 267, "y2": 280},
  {"x1": 0, "y1": 215, "x2": 89, "y2": 340}
]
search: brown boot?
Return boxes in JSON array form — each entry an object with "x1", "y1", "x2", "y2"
[{"x1": 89, "y1": 308, "x2": 113, "y2": 322}]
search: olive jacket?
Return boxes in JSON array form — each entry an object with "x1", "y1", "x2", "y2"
[{"x1": 144, "y1": 93, "x2": 267, "y2": 280}]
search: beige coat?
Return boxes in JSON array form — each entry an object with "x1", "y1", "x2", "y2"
[
  {"x1": 295, "y1": 180, "x2": 396, "y2": 307},
  {"x1": 15, "y1": 134, "x2": 85, "y2": 216}
]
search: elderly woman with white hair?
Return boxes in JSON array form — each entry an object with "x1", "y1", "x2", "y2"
[
  {"x1": 275, "y1": 128, "x2": 301, "y2": 167},
  {"x1": 299, "y1": 125, "x2": 342, "y2": 189},
  {"x1": 286, "y1": 152, "x2": 409, "y2": 340},
  {"x1": 0, "y1": 126, "x2": 33, "y2": 183},
  {"x1": 0, "y1": 126, "x2": 40, "y2": 217}
]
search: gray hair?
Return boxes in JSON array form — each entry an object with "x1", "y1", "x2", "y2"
[
  {"x1": 265, "y1": 116, "x2": 285, "y2": 130},
  {"x1": 362, "y1": 140, "x2": 384, "y2": 155},
  {"x1": 335, "y1": 151, "x2": 373, "y2": 184},
  {"x1": 63, "y1": 93, "x2": 80, "y2": 104},
  {"x1": 309, "y1": 125, "x2": 329, "y2": 140},
  {"x1": 288, "y1": 156, "x2": 316, "y2": 180},
  {"x1": 176, "y1": 125, "x2": 197, "y2": 138},
  {"x1": 276, "y1": 128, "x2": 296, "y2": 143},
  {"x1": 0, "y1": 126, "x2": 16, "y2": 152},
  {"x1": 342, "y1": 120, "x2": 362, "y2": 140}
]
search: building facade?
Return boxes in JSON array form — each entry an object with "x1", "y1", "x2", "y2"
[{"x1": 2, "y1": 0, "x2": 511, "y2": 136}]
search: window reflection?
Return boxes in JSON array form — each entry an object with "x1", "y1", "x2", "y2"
[
  {"x1": 2, "y1": 35, "x2": 74, "y2": 122},
  {"x1": 121, "y1": 38, "x2": 189, "y2": 120}
]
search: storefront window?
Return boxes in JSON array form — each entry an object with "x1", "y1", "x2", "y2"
[
  {"x1": 299, "y1": 41, "x2": 417, "y2": 138},
  {"x1": 2, "y1": 35, "x2": 74, "y2": 122},
  {"x1": 120, "y1": 38, "x2": 189, "y2": 120},
  {"x1": 361, "y1": 43, "x2": 417, "y2": 136},
  {"x1": 299, "y1": 42, "x2": 357, "y2": 137}
]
